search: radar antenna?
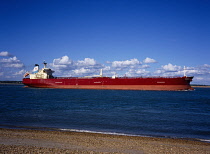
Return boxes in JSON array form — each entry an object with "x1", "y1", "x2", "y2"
[{"x1": 43, "y1": 61, "x2": 47, "y2": 68}]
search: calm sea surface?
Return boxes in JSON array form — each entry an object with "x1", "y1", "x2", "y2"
[{"x1": 0, "y1": 84, "x2": 210, "y2": 140}]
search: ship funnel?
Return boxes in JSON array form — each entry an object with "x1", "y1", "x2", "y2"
[{"x1": 33, "y1": 64, "x2": 39, "y2": 73}]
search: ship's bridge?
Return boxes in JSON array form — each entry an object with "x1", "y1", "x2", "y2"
[{"x1": 29, "y1": 62, "x2": 54, "y2": 79}]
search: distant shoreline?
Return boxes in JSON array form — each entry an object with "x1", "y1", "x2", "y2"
[
  {"x1": 0, "y1": 83, "x2": 23, "y2": 85},
  {"x1": 192, "y1": 85, "x2": 210, "y2": 88},
  {"x1": 0, "y1": 81, "x2": 22, "y2": 85}
]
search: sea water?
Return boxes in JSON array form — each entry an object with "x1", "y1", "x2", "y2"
[{"x1": 0, "y1": 84, "x2": 210, "y2": 141}]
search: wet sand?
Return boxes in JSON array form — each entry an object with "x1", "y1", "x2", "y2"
[{"x1": 0, "y1": 128, "x2": 210, "y2": 154}]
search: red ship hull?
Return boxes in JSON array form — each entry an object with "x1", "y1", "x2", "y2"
[{"x1": 22, "y1": 76, "x2": 194, "y2": 91}]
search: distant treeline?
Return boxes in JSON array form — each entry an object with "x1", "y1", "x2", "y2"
[
  {"x1": 0, "y1": 81, "x2": 22, "y2": 84},
  {"x1": 191, "y1": 84, "x2": 210, "y2": 87}
]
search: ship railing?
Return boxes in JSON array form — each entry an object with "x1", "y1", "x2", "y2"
[{"x1": 54, "y1": 77, "x2": 76, "y2": 79}]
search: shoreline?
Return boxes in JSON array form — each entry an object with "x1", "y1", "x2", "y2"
[
  {"x1": 1, "y1": 128, "x2": 210, "y2": 153},
  {"x1": 1, "y1": 124, "x2": 209, "y2": 142}
]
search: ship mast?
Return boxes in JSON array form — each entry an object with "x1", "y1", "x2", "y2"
[
  {"x1": 184, "y1": 66, "x2": 187, "y2": 77},
  {"x1": 100, "y1": 69, "x2": 103, "y2": 77},
  {"x1": 43, "y1": 61, "x2": 47, "y2": 68}
]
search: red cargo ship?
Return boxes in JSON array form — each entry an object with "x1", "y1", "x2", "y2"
[{"x1": 23, "y1": 62, "x2": 194, "y2": 91}]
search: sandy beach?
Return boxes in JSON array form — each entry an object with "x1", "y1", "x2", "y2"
[{"x1": 0, "y1": 128, "x2": 209, "y2": 154}]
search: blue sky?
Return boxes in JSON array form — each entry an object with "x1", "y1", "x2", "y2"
[{"x1": 0, "y1": 0, "x2": 210, "y2": 84}]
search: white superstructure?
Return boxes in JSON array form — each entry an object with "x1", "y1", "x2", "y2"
[{"x1": 24, "y1": 62, "x2": 54, "y2": 79}]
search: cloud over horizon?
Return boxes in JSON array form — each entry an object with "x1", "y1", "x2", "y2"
[
  {"x1": 50, "y1": 56, "x2": 154, "y2": 77},
  {"x1": 50, "y1": 56, "x2": 103, "y2": 77},
  {"x1": 1, "y1": 53, "x2": 210, "y2": 85},
  {"x1": 0, "y1": 51, "x2": 25, "y2": 80},
  {"x1": 49, "y1": 56, "x2": 210, "y2": 84}
]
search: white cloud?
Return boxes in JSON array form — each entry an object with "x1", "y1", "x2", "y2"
[
  {"x1": 204, "y1": 64, "x2": 210, "y2": 68},
  {"x1": 103, "y1": 66, "x2": 111, "y2": 71},
  {"x1": 153, "y1": 63, "x2": 210, "y2": 84},
  {"x1": 14, "y1": 69, "x2": 26, "y2": 75},
  {"x1": 194, "y1": 77, "x2": 204, "y2": 81},
  {"x1": 1, "y1": 53, "x2": 207, "y2": 84},
  {"x1": 126, "y1": 69, "x2": 150, "y2": 77},
  {"x1": 135, "y1": 69, "x2": 150, "y2": 75},
  {"x1": 111, "y1": 58, "x2": 141, "y2": 68},
  {"x1": 0, "y1": 51, "x2": 12, "y2": 57},
  {"x1": 73, "y1": 68, "x2": 93, "y2": 75},
  {"x1": 0, "y1": 56, "x2": 24, "y2": 68},
  {"x1": 0, "y1": 56, "x2": 20, "y2": 63},
  {"x1": 154, "y1": 64, "x2": 184, "y2": 76},
  {"x1": 52, "y1": 63, "x2": 67, "y2": 69},
  {"x1": 143, "y1": 57, "x2": 157, "y2": 63},
  {"x1": 141, "y1": 64, "x2": 150, "y2": 68},
  {"x1": 51, "y1": 56, "x2": 103, "y2": 77},
  {"x1": 50, "y1": 57, "x2": 156, "y2": 77},
  {"x1": 53, "y1": 55, "x2": 73, "y2": 65},
  {"x1": 5, "y1": 63, "x2": 24, "y2": 68},
  {"x1": 0, "y1": 52, "x2": 25, "y2": 80},
  {"x1": 52, "y1": 56, "x2": 73, "y2": 70},
  {"x1": 51, "y1": 57, "x2": 147, "y2": 77},
  {"x1": 193, "y1": 76, "x2": 210, "y2": 85},
  {"x1": 77, "y1": 58, "x2": 96, "y2": 66},
  {"x1": 154, "y1": 69, "x2": 164, "y2": 75},
  {"x1": 162, "y1": 63, "x2": 181, "y2": 72},
  {"x1": 52, "y1": 56, "x2": 101, "y2": 71}
]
